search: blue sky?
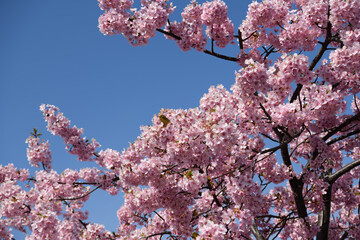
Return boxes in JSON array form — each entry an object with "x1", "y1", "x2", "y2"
[{"x1": 0, "y1": 0, "x2": 253, "y2": 237}]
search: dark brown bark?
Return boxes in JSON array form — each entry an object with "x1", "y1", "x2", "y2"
[{"x1": 316, "y1": 185, "x2": 332, "y2": 240}]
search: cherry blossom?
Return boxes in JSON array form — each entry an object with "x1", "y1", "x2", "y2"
[{"x1": 2, "y1": 0, "x2": 360, "y2": 239}]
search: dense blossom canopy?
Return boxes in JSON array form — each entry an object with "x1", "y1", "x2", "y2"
[{"x1": 1, "y1": 0, "x2": 360, "y2": 239}]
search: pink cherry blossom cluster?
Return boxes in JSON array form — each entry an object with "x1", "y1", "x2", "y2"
[
  {"x1": 236, "y1": 49, "x2": 269, "y2": 68},
  {"x1": 301, "y1": 0, "x2": 328, "y2": 28},
  {"x1": 40, "y1": 104, "x2": 100, "y2": 162},
  {"x1": 233, "y1": 60, "x2": 270, "y2": 101},
  {"x1": 341, "y1": 29, "x2": 360, "y2": 47},
  {"x1": 239, "y1": 0, "x2": 291, "y2": 49},
  {"x1": 79, "y1": 223, "x2": 112, "y2": 239},
  {"x1": 242, "y1": 0, "x2": 290, "y2": 30},
  {"x1": 97, "y1": 0, "x2": 360, "y2": 57},
  {"x1": 329, "y1": 0, "x2": 360, "y2": 31},
  {"x1": 98, "y1": 0, "x2": 133, "y2": 11},
  {"x1": 98, "y1": 0, "x2": 174, "y2": 46},
  {"x1": 276, "y1": 53, "x2": 315, "y2": 85},
  {"x1": 237, "y1": 0, "x2": 359, "y2": 52},
  {"x1": 25, "y1": 136, "x2": 52, "y2": 170},
  {"x1": 300, "y1": 84, "x2": 346, "y2": 131},
  {"x1": 99, "y1": 0, "x2": 235, "y2": 51},
  {"x1": 165, "y1": 2, "x2": 207, "y2": 51},
  {"x1": 197, "y1": 217, "x2": 226, "y2": 240},
  {"x1": 204, "y1": 18, "x2": 234, "y2": 48},
  {"x1": 164, "y1": 0, "x2": 234, "y2": 51},
  {"x1": 2, "y1": 0, "x2": 360, "y2": 239},
  {"x1": 330, "y1": 43, "x2": 360, "y2": 74},
  {"x1": 317, "y1": 41, "x2": 360, "y2": 93},
  {"x1": 0, "y1": 164, "x2": 29, "y2": 184},
  {"x1": 200, "y1": 0, "x2": 227, "y2": 26},
  {"x1": 70, "y1": 1, "x2": 360, "y2": 238},
  {"x1": 0, "y1": 162, "x2": 122, "y2": 239},
  {"x1": 201, "y1": 0, "x2": 234, "y2": 48},
  {"x1": 278, "y1": 18, "x2": 320, "y2": 52}
]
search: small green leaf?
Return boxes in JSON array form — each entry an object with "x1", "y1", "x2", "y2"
[
  {"x1": 192, "y1": 232, "x2": 199, "y2": 239},
  {"x1": 159, "y1": 115, "x2": 170, "y2": 127},
  {"x1": 30, "y1": 128, "x2": 42, "y2": 138},
  {"x1": 185, "y1": 169, "x2": 193, "y2": 180}
]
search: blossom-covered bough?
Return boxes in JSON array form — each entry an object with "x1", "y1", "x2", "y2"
[{"x1": 1, "y1": 0, "x2": 360, "y2": 239}]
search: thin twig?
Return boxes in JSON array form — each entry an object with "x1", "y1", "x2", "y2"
[
  {"x1": 57, "y1": 185, "x2": 102, "y2": 201},
  {"x1": 290, "y1": 9, "x2": 333, "y2": 103},
  {"x1": 156, "y1": 29, "x2": 238, "y2": 62}
]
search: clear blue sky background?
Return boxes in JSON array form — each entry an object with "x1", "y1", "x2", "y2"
[{"x1": 0, "y1": 0, "x2": 252, "y2": 237}]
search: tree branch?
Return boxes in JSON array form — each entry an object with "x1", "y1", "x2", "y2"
[
  {"x1": 340, "y1": 231, "x2": 348, "y2": 240},
  {"x1": 250, "y1": 224, "x2": 265, "y2": 240},
  {"x1": 316, "y1": 185, "x2": 332, "y2": 240},
  {"x1": 327, "y1": 159, "x2": 360, "y2": 184},
  {"x1": 278, "y1": 135, "x2": 308, "y2": 219},
  {"x1": 203, "y1": 49, "x2": 238, "y2": 62},
  {"x1": 326, "y1": 128, "x2": 360, "y2": 146},
  {"x1": 308, "y1": 112, "x2": 360, "y2": 169},
  {"x1": 156, "y1": 28, "x2": 181, "y2": 40},
  {"x1": 323, "y1": 112, "x2": 360, "y2": 142},
  {"x1": 238, "y1": 29, "x2": 243, "y2": 50},
  {"x1": 57, "y1": 185, "x2": 102, "y2": 201},
  {"x1": 290, "y1": 9, "x2": 333, "y2": 103},
  {"x1": 142, "y1": 231, "x2": 172, "y2": 239},
  {"x1": 156, "y1": 29, "x2": 238, "y2": 62}
]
